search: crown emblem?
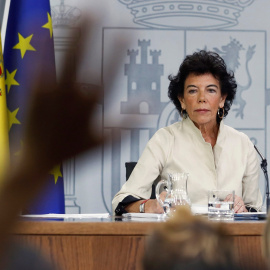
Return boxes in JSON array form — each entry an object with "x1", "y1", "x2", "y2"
[
  {"x1": 119, "y1": 0, "x2": 254, "y2": 29},
  {"x1": 51, "y1": 0, "x2": 81, "y2": 27}
]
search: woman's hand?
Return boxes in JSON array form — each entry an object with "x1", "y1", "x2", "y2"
[
  {"x1": 234, "y1": 195, "x2": 248, "y2": 213},
  {"x1": 125, "y1": 192, "x2": 167, "y2": 213},
  {"x1": 224, "y1": 194, "x2": 247, "y2": 213},
  {"x1": 145, "y1": 191, "x2": 167, "y2": 214},
  {"x1": 145, "y1": 199, "x2": 164, "y2": 214}
]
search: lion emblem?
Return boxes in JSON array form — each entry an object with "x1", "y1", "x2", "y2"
[{"x1": 213, "y1": 38, "x2": 256, "y2": 119}]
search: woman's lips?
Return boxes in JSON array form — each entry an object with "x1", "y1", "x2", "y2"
[{"x1": 195, "y1": 109, "x2": 209, "y2": 112}]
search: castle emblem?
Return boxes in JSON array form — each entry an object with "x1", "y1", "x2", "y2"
[
  {"x1": 121, "y1": 40, "x2": 167, "y2": 115},
  {"x1": 119, "y1": 0, "x2": 254, "y2": 29}
]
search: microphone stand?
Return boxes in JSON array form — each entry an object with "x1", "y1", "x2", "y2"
[{"x1": 254, "y1": 145, "x2": 269, "y2": 213}]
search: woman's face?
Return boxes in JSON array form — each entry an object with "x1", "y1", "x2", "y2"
[{"x1": 178, "y1": 73, "x2": 227, "y2": 128}]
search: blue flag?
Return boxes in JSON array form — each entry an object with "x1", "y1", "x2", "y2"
[{"x1": 4, "y1": 0, "x2": 65, "y2": 214}]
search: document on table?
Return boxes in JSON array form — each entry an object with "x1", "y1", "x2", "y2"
[
  {"x1": 122, "y1": 206, "x2": 208, "y2": 221},
  {"x1": 191, "y1": 205, "x2": 267, "y2": 219},
  {"x1": 21, "y1": 213, "x2": 110, "y2": 219},
  {"x1": 191, "y1": 205, "x2": 208, "y2": 215},
  {"x1": 122, "y1": 213, "x2": 165, "y2": 222},
  {"x1": 234, "y1": 212, "x2": 267, "y2": 219},
  {"x1": 122, "y1": 207, "x2": 267, "y2": 221}
]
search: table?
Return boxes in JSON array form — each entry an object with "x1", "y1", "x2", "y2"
[{"x1": 12, "y1": 218, "x2": 268, "y2": 270}]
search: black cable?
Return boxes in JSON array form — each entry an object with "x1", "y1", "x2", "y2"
[{"x1": 254, "y1": 145, "x2": 269, "y2": 213}]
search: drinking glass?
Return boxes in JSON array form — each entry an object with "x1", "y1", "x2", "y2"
[{"x1": 208, "y1": 190, "x2": 235, "y2": 220}]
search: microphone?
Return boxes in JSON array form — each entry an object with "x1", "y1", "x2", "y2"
[{"x1": 254, "y1": 145, "x2": 269, "y2": 213}]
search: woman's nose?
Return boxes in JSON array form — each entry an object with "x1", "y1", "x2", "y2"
[{"x1": 198, "y1": 92, "x2": 206, "y2": 103}]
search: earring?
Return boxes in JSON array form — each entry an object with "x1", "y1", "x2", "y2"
[
  {"x1": 181, "y1": 109, "x2": 187, "y2": 118},
  {"x1": 218, "y1": 107, "x2": 224, "y2": 119}
]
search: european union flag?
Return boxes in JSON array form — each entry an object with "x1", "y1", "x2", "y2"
[{"x1": 4, "y1": 0, "x2": 65, "y2": 214}]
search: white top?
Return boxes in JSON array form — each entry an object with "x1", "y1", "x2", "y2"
[{"x1": 112, "y1": 117, "x2": 263, "y2": 212}]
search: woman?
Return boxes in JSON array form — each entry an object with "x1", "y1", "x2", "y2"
[{"x1": 112, "y1": 50, "x2": 262, "y2": 215}]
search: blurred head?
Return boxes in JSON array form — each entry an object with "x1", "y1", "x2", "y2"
[
  {"x1": 168, "y1": 50, "x2": 237, "y2": 124},
  {"x1": 143, "y1": 207, "x2": 238, "y2": 270}
]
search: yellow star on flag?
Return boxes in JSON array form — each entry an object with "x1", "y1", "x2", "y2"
[
  {"x1": 5, "y1": 69, "x2": 19, "y2": 93},
  {"x1": 49, "y1": 164, "x2": 62, "y2": 184},
  {"x1": 13, "y1": 33, "x2": 36, "y2": 59},
  {"x1": 42, "y1": 12, "x2": 53, "y2": 38},
  {"x1": 8, "y1": 108, "x2": 21, "y2": 130}
]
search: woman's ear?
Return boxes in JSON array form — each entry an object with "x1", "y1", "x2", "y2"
[
  {"x1": 219, "y1": 94, "x2": 227, "y2": 108},
  {"x1": 178, "y1": 96, "x2": 186, "y2": 110}
]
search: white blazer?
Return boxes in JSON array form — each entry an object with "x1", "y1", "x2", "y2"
[{"x1": 112, "y1": 117, "x2": 263, "y2": 212}]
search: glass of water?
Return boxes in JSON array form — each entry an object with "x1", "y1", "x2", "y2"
[{"x1": 208, "y1": 190, "x2": 235, "y2": 221}]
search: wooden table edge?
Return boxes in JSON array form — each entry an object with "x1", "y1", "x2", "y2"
[{"x1": 11, "y1": 220, "x2": 266, "y2": 236}]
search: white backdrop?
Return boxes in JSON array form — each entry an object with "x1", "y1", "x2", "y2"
[{"x1": 2, "y1": 0, "x2": 270, "y2": 214}]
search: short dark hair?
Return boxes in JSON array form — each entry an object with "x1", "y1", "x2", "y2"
[
  {"x1": 142, "y1": 207, "x2": 239, "y2": 270},
  {"x1": 168, "y1": 50, "x2": 237, "y2": 123}
]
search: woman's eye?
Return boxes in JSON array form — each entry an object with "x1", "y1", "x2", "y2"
[
  {"x1": 208, "y1": 88, "x2": 216, "y2": 93},
  {"x1": 188, "y1": 89, "x2": 197, "y2": 94}
]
